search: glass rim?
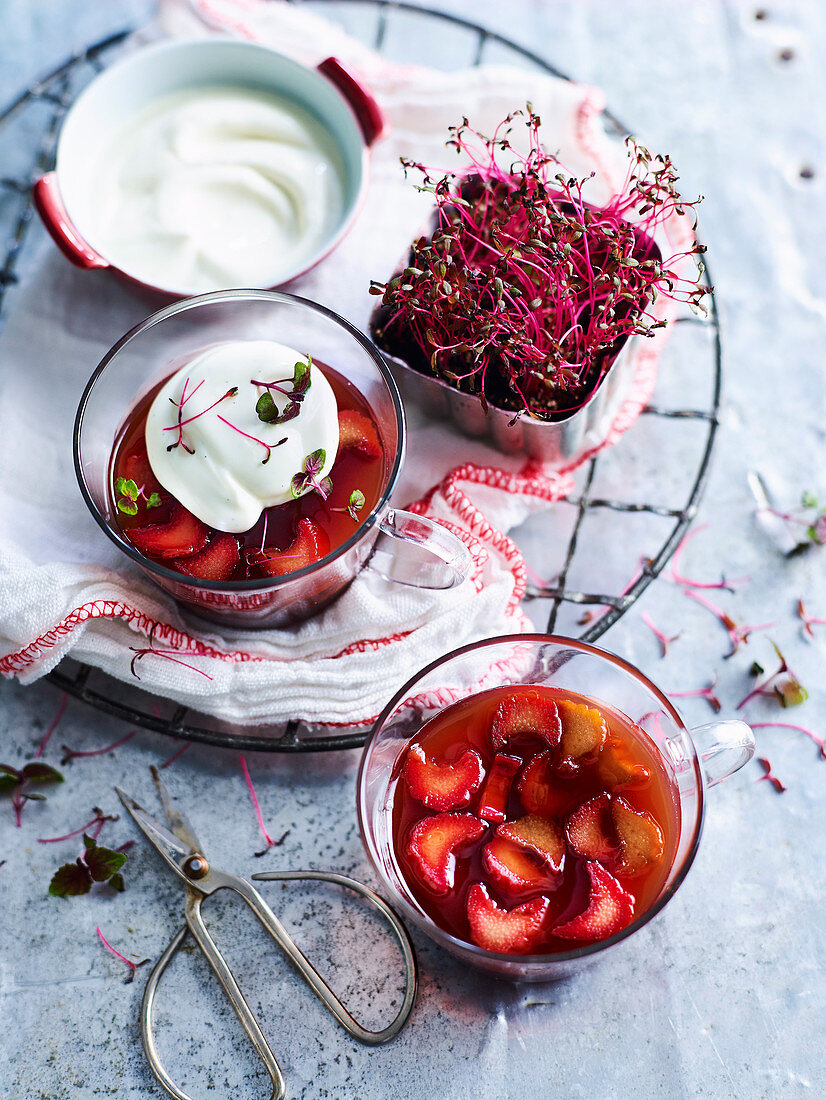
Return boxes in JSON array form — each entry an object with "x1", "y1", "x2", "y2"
[
  {"x1": 357, "y1": 632, "x2": 706, "y2": 967},
  {"x1": 73, "y1": 288, "x2": 406, "y2": 593}
]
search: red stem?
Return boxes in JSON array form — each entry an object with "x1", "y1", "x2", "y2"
[
  {"x1": 239, "y1": 755, "x2": 276, "y2": 852},
  {"x1": 61, "y1": 729, "x2": 136, "y2": 764},
  {"x1": 37, "y1": 810, "x2": 114, "y2": 844},
  {"x1": 36, "y1": 692, "x2": 67, "y2": 759}
]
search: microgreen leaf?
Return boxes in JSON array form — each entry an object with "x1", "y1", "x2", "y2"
[
  {"x1": 85, "y1": 844, "x2": 127, "y2": 883},
  {"x1": 0, "y1": 763, "x2": 22, "y2": 780},
  {"x1": 290, "y1": 472, "x2": 309, "y2": 500},
  {"x1": 0, "y1": 774, "x2": 19, "y2": 794},
  {"x1": 83, "y1": 833, "x2": 97, "y2": 850},
  {"x1": 108, "y1": 873, "x2": 126, "y2": 893},
  {"x1": 146, "y1": 492, "x2": 162, "y2": 509},
  {"x1": 348, "y1": 489, "x2": 366, "y2": 521},
  {"x1": 292, "y1": 357, "x2": 312, "y2": 395},
  {"x1": 305, "y1": 449, "x2": 326, "y2": 478},
  {"x1": 20, "y1": 763, "x2": 63, "y2": 784},
  {"x1": 117, "y1": 499, "x2": 138, "y2": 516},
  {"x1": 49, "y1": 859, "x2": 93, "y2": 898},
  {"x1": 256, "y1": 391, "x2": 278, "y2": 423}
]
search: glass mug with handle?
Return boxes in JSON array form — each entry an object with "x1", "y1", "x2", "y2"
[
  {"x1": 358, "y1": 634, "x2": 755, "y2": 982},
  {"x1": 74, "y1": 290, "x2": 471, "y2": 629}
]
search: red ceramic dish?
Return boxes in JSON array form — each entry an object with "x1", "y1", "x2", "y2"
[{"x1": 34, "y1": 40, "x2": 387, "y2": 298}]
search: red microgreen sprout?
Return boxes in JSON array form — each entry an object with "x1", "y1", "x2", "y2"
[
  {"x1": 49, "y1": 831, "x2": 129, "y2": 897},
  {"x1": 797, "y1": 599, "x2": 826, "y2": 639},
  {"x1": 756, "y1": 490, "x2": 826, "y2": 555},
  {"x1": 214, "y1": 414, "x2": 287, "y2": 465},
  {"x1": 737, "y1": 644, "x2": 808, "y2": 710},
  {"x1": 291, "y1": 449, "x2": 332, "y2": 501},
  {"x1": 667, "y1": 676, "x2": 722, "y2": 713},
  {"x1": 239, "y1": 755, "x2": 290, "y2": 858},
  {"x1": 254, "y1": 357, "x2": 312, "y2": 425},
  {"x1": 38, "y1": 807, "x2": 117, "y2": 845},
  {"x1": 371, "y1": 108, "x2": 708, "y2": 420},
  {"x1": 115, "y1": 477, "x2": 161, "y2": 516},
  {"x1": 756, "y1": 756, "x2": 786, "y2": 793},
  {"x1": 130, "y1": 626, "x2": 213, "y2": 682},
  {"x1": 60, "y1": 729, "x2": 137, "y2": 766},
  {"x1": 35, "y1": 692, "x2": 68, "y2": 759},
  {"x1": 682, "y1": 589, "x2": 774, "y2": 657},
  {"x1": 0, "y1": 761, "x2": 64, "y2": 827},
  {"x1": 669, "y1": 524, "x2": 749, "y2": 591},
  {"x1": 641, "y1": 611, "x2": 681, "y2": 657},
  {"x1": 96, "y1": 927, "x2": 149, "y2": 984},
  {"x1": 165, "y1": 383, "x2": 238, "y2": 454},
  {"x1": 750, "y1": 721, "x2": 826, "y2": 760},
  {"x1": 160, "y1": 742, "x2": 191, "y2": 769},
  {"x1": 329, "y1": 488, "x2": 366, "y2": 522}
]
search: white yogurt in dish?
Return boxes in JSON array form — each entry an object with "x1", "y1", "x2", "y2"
[
  {"x1": 86, "y1": 87, "x2": 345, "y2": 293},
  {"x1": 145, "y1": 341, "x2": 339, "y2": 532}
]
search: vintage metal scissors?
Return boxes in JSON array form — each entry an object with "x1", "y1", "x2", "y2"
[{"x1": 115, "y1": 768, "x2": 417, "y2": 1100}]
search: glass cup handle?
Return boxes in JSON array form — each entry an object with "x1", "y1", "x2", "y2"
[
  {"x1": 690, "y1": 720, "x2": 755, "y2": 787},
  {"x1": 365, "y1": 508, "x2": 472, "y2": 590}
]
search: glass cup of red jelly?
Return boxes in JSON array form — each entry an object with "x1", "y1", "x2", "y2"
[
  {"x1": 357, "y1": 634, "x2": 755, "y2": 982},
  {"x1": 74, "y1": 290, "x2": 471, "y2": 629}
]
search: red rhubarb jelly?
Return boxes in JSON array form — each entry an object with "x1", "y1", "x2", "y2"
[
  {"x1": 110, "y1": 362, "x2": 386, "y2": 583},
  {"x1": 391, "y1": 686, "x2": 679, "y2": 955}
]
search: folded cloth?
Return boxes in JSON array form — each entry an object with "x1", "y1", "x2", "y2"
[{"x1": 0, "y1": 0, "x2": 686, "y2": 727}]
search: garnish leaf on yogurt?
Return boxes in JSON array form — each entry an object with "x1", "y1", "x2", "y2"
[
  {"x1": 254, "y1": 357, "x2": 313, "y2": 425},
  {"x1": 291, "y1": 448, "x2": 332, "y2": 501}
]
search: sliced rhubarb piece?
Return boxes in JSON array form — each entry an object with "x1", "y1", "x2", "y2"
[
  {"x1": 556, "y1": 699, "x2": 608, "y2": 773},
  {"x1": 256, "y1": 518, "x2": 331, "y2": 577},
  {"x1": 129, "y1": 502, "x2": 209, "y2": 560},
  {"x1": 498, "y1": 814, "x2": 565, "y2": 875},
  {"x1": 172, "y1": 532, "x2": 240, "y2": 582},
  {"x1": 482, "y1": 836, "x2": 560, "y2": 895},
  {"x1": 122, "y1": 447, "x2": 162, "y2": 497},
  {"x1": 566, "y1": 793, "x2": 615, "y2": 862},
  {"x1": 611, "y1": 796, "x2": 664, "y2": 875},
  {"x1": 466, "y1": 882, "x2": 550, "y2": 953},
  {"x1": 489, "y1": 689, "x2": 562, "y2": 751},
  {"x1": 406, "y1": 813, "x2": 486, "y2": 894},
  {"x1": 516, "y1": 751, "x2": 569, "y2": 816},
  {"x1": 477, "y1": 752, "x2": 521, "y2": 822},
  {"x1": 553, "y1": 861, "x2": 635, "y2": 942},
  {"x1": 337, "y1": 410, "x2": 381, "y2": 459},
  {"x1": 598, "y1": 738, "x2": 651, "y2": 789},
  {"x1": 403, "y1": 743, "x2": 485, "y2": 811}
]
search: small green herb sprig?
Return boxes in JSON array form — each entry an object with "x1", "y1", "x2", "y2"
[
  {"x1": 115, "y1": 477, "x2": 161, "y2": 516},
  {"x1": 255, "y1": 357, "x2": 313, "y2": 426},
  {"x1": 0, "y1": 762, "x2": 63, "y2": 826},
  {"x1": 49, "y1": 832, "x2": 129, "y2": 897}
]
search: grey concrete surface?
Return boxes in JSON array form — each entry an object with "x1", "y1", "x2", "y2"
[{"x1": 2, "y1": 2, "x2": 826, "y2": 1098}]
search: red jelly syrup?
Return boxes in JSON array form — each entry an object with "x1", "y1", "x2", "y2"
[
  {"x1": 110, "y1": 362, "x2": 387, "y2": 583},
  {"x1": 391, "y1": 685, "x2": 680, "y2": 955}
]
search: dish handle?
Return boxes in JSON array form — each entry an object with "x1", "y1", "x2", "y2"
[
  {"x1": 32, "y1": 173, "x2": 109, "y2": 270},
  {"x1": 317, "y1": 57, "x2": 388, "y2": 146}
]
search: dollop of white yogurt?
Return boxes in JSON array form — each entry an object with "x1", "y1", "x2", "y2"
[
  {"x1": 85, "y1": 87, "x2": 344, "y2": 292},
  {"x1": 145, "y1": 341, "x2": 339, "y2": 533}
]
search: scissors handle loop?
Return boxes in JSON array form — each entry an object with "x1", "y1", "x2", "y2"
[{"x1": 250, "y1": 870, "x2": 418, "y2": 1045}]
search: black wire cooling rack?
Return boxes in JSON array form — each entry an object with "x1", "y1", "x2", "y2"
[{"x1": 0, "y1": 1, "x2": 721, "y2": 752}]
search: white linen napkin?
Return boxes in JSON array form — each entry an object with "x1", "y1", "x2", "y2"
[{"x1": 0, "y1": 0, "x2": 681, "y2": 727}]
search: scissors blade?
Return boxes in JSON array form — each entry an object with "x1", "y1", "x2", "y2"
[
  {"x1": 150, "y1": 765, "x2": 203, "y2": 854},
  {"x1": 115, "y1": 786, "x2": 195, "y2": 885}
]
